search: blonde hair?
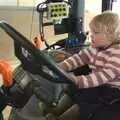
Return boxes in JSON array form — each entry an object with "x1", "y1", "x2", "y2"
[{"x1": 89, "y1": 11, "x2": 120, "y2": 43}]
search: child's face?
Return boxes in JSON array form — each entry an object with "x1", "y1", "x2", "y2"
[{"x1": 90, "y1": 30, "x2": 112, "y2": 48}]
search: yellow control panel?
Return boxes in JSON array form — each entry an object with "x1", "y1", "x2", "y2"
[{"x1": 48, "y1": 2, "x2": 69, "y2": 20}]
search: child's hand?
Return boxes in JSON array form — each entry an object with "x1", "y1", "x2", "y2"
[
  {"x1": 57, "y1": 62, "x2": 78, "y2": 87},
  {"x1": 57, "y1": 62, "x2": 68, "y2": 72},
  {"x1": 69, "y1": 74, "x2": 78, "y2": 84}
]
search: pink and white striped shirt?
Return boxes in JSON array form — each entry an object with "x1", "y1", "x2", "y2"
[{"x1": 60, "y1": 44, "x2": 120, "y2": 88}]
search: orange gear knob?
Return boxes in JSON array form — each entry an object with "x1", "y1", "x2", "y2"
[
  {"x1": 33, "y1": 35, "x2": 43, "y2": 48},
  {"x1": 0, "y1": 60, "x2": 13, "y2": 87}
]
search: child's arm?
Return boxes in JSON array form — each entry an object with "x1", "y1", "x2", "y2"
[
  {"x1": 58, "y1": 47, "x2": 96, "y2": 72},
  {"x1": 71, "y1": 55, "x2": 120, "y2": 88}
]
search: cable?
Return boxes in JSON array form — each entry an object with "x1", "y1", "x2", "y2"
[{"x1": 37, "y1": 2, "x2": 50, "y2": 48}]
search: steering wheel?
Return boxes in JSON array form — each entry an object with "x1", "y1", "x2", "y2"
[{"x1": 0, "y1": 21, "x2": 75, "y2": 86}]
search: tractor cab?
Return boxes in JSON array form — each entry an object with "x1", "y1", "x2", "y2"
[{"x1": 0, "y1": 0, "x2": 120, "y2": 120}]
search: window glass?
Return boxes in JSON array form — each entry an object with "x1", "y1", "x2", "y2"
[
  {"x1": 0, "y1": 0, "x2": 17, "y2": 6},
  {"x1": 0, "y1": 0, "x2": 45, "y2": 6},
  {"x1": 112, "y1": 1, "x2": 120, "y2": 15},
  {"x1": 19, "y1": 0, "x2": 35, "y2": 6},
  {"x1": 85, "y1": 0, "x2": 102, "y2": 42},
  {"x1": 85, "y1": 0, "x2": 102, "y2": 14}
]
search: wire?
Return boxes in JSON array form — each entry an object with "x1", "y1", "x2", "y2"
[
  {"x1": 37, "y1": 2, "x2": 50, "y2": 48},
  {"x1": 38, "y1": 3, "x2": 45, "y2": 38}
]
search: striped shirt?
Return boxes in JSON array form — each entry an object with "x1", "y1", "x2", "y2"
[{"x1": 59, "y1": 44, "x2": 120, "y2": 88}]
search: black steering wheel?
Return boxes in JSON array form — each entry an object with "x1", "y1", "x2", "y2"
[{"x1": 0, "y1": 21, "x2": 75, "y2": 86}]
